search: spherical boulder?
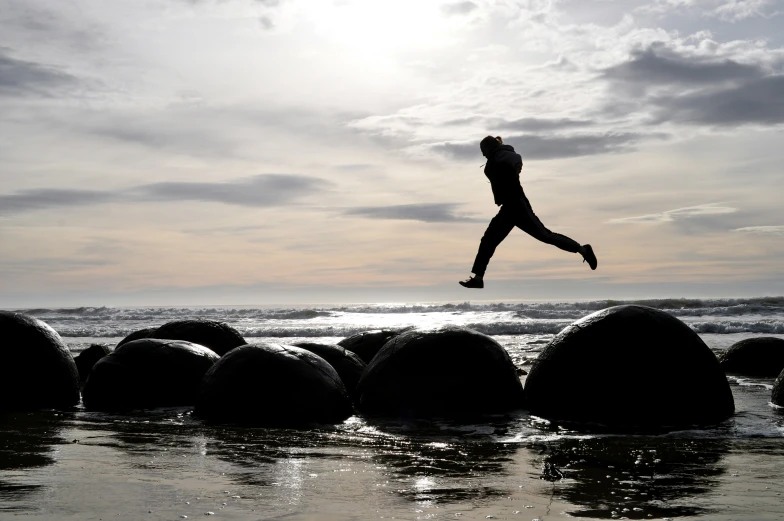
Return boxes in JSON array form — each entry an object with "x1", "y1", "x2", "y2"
[
  {"x1": 356, "y1": 326, "x2": 525, "y2": 418},
  {"x1": 292, "y1": 342, "x2": 367, "y2": 399},
  {"x1": 338, "y1": 328, "x2": 412, "y2": 364},
  {"x1": 719, "y1": 337, "x2": 784, "y2": 377},
  {"x1": 0, "y1": 311, "x2": 80, "y2": 410},
  {"x1": 195, "y1": 343, "x2": 353, "y2": 426},
  {"x1": 83, "y1": 339, "x2": 219, "y2": 411},
  {"x1": 524, "y1": 305, "x2": 735, "y2": 429},
  {"x1": 772, "y1": 369, "x2": 784, "y2": 406},
  {"x1": 152, "y1": 319, "x2": 245, "y2": 356},
  {"x1": 75, "y1": 343, "x2": 112, "y2": 383},
  {"x1": 117, "y1": 327, "x2": 156, "y2": 348}
]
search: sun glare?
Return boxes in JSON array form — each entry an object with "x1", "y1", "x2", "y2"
[{"x1": 307, "y1": 1, "x2": 451, "y2": 55}]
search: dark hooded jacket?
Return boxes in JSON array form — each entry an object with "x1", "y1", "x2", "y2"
[{"x1": 484, "y1": 144, "x2": 524, "y2": 205}]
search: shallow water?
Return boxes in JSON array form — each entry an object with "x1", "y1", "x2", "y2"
[
  {"x1": 1, "y1": 381, "x2": 783, "y2": 520},
  {"x1": 3, "y1": 299, "x2": 784, "y2": 519},
  {"x1": 2, "y1": 335, "x2": 783, "y2": 520}
]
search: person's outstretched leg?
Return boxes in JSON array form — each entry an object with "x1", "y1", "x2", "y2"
[
  {"x1": 513, "y1": 196, "x2": 598, "y2": 269},
  {"x1": 462, "y1": 205, "x2": 516, "y2": 287}
]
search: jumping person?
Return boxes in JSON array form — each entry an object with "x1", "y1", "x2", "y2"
[{"x1": 460, "y1": 136, "x2": 597, "y2": 289}]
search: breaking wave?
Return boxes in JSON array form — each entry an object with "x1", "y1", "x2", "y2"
[{"x1": 11, "y1": 296, "x2": 784, "y2": 338}]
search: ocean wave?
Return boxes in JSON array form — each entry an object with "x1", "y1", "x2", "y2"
[
  {"x1": 13, "y1": 296, "x2": 784, "y2": 338},
  {"x1": 12, "y1": 306, "x2": 333, "y2": 323},
  {"x1": 14, "y1": 296, "x2": 784, "y2": 322},
  {"x1": 689, "y1": 320, "x2": 784, "y2": 334},
  {"x1": 240, "y1": 321, "x2": 572, "y2": 338},
  {"x1": 48, "y1": 318, "x2": 784, "y2": 338}
]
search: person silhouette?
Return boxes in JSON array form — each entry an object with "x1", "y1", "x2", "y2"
[{"x1": 460, "y1": 136, "x2": 597, "y2": 289}]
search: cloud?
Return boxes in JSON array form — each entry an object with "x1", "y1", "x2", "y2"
[
  {"x1": 79, "y1": 105, "x2": 368, "y2": 158},
  {"x1": 1, "y1": 1, "x2": 105, "y2": 53},
  {"x1": 0, "y1": 174, "x2": 333, "y2": 215},
  {"x1": 426, "y1": 132, "x2": 643, "y2": 161},
  {"x1": 0, "y1": 257, "x2": 113, "y2": 273},
  {"x1": 351, "y1": 112, "x2": 598, "y2": 147},
  {"x1": 259, "y1": 16, "x2": 275, "y2": 30},
  {"x1": 0, "y1": 48, "x2": 78, "y2": 97},
  {"x1": 332, "y1": 163, "x2": 380, "y2": 172},
  {"x1": 712, "y1": 0, "x2": 776, "y2": 21},
  {"x1": 652, "y1": 74, "x2": 784, "y2": 126},
  {"x1": 608, "y1": 204, "x2": 738, "y2": 224},
  {"x1": 343, "y1": 203, "x2": 480, "y2": 223},
  {"x1": 0, "y1": 188, "x2": 119, "y2": 214},
  {"x1": 642, "y1": 0, "x2": 779, "y2": 21},
  {"x1": 732, "y1": 225, "x2": 784, "y2": 235},
  {"x1": 135, "y1": 174, "x2": 331, "y2": 207},
  {"x1": 441, "y1": 116, "x2": 594, "y2": 132},
  {"x1": 602, "y1": 46, "x2": 766, "y2": 88},
  {"x1": 602, "y1": 43, "x2": 784, "y2": 127},
  {"x1": 492, "y1": 117, "x2": 594, "y2": 133},
  {"x1": 441, "y1": 2, "x2": 478, "y2": 16}
]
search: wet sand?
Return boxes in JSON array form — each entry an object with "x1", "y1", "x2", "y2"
[
  {"x1": 2, "y1": 332, "x2": 784, "y2": 520},
  {"x1": 2, "y1": 380, "x2": 783, "y2": 521}
]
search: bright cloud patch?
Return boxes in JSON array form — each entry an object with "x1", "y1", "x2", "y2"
[
  {"x1": 644, "y1": 0, "x2": 777, "y2": 21},
  {"x1": 733, "y1": 225, "x2": 784, "y2": 235},
  {"x1": 608, "y1": 205, "x2": 738, "y2": 224}
]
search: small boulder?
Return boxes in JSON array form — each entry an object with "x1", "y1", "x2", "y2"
[
  {"x1": 195, "y1": 343, "x2": 353, "y2": 426},
  {"x1": 74, "y1": 343, "x2": 112, "y2": 383},
  {"x1": 719, "y1": 337, "x2": 784, "y2": 377},
  {"x1": 356, "y1": 326, "x2": 525, "y2": 418},
  {"x1": 0, "y1": 311, "x2": 80, "y2": 410},
  {"x1": 292, "y1": 342, "x2": 367, "y2": 399},
  {"x1": 524, "y1": 305, "x2": 735, "y2": 429},
  {"x1": 83, "y1": 339, "x2": 219, "y2": 411},
  {"x1": 772, "y1": 369, "x2": 784, "y2": 406},
  {"x1": 152, "y1": 319, "x2": 245, "y2": 356},
  {"x1": 338, "y1": 328, "x2": 412, "y2": 364},
  {"x1": 117, "y1": 327, "x2": 157, "y2": 348}
]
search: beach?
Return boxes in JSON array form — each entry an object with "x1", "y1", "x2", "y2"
[{"x1": 2, "y1": 298, "x2": 784, "y2": 520}]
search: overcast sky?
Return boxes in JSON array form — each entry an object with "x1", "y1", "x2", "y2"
[{"x1": 1, "y1": 0, "x2": 783, "y2": 306}]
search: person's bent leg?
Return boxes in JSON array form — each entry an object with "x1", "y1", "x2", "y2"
[
  {"x1": 470, "y1": 205, "x2": 516, "y2": 278},
  {"x1": 514, "y1": 197, "x2": 581, "y2": 253}
]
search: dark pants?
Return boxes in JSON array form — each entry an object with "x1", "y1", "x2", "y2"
[{"x1": 471, "y1": 195, "x2": 581, "y2": 277}]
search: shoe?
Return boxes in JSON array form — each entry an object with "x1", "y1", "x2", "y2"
[
  {"x1": 459, "y1": 276, "x2": 484, "y2": 289},
  {"x1": 581, "y1": 244, "x2": 597, "y2": 270}
]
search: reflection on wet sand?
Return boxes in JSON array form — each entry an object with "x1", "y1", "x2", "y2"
[
  {"x1": 362, "y1": 416, "x2": 522, "y2": 504},
  {"x1": 198, "y1": 414, "x2": 526, "y2": 506},
  {"x1": 2, "y1": 406, "x2": 763, "y2": 520},
  {"x1": 0, "y1": 411, "x2": 66, "y2": 511},
  {"x1": 370, "y1": 433, "x2": 518, "y2": 503},
  {"x1": 533, "y1": 436, "x2": 729, "y2": 519}
]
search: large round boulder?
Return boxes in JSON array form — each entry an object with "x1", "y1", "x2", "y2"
[
  {"x1": 292, "y1": 342, "x2": 367, "y2": 399},
  {"x1": 195, "y1": 343, "x2": 353, "y2": 426},
  {"x1": 338, "y1": 328, "x2": 411, "y2": 364},
  {"x1": 75, "y1": 343, "x2": 112, "y2": 383},
  {"x1": 772, "y1": 369, "x2": 784, "y2": 406},
  {"x1": 719, "y1": 337, "x2": 784, "y2": 377},
  {"x1": 524, "y1": 305, "x2": 735, "y2": 429},
  {"x1": 116, "y1": 327, "x2": 156, "y2": 348},
  {"x1": 83, "y1": 339, "x2": 219, "y2": 411},
  {"x1": 152, "y1": 319, "x2": 245, "y2": 356},
  {"x1": 0, "y1": 311, "x2": 80, "y2": 410},
  {"x1": 356, "y1": 326, "x2": 525, "y2": 418}
]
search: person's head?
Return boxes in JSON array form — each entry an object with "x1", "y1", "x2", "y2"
[{"x1": 480, "y1": 135, "x2": 503, "y2": 157}]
